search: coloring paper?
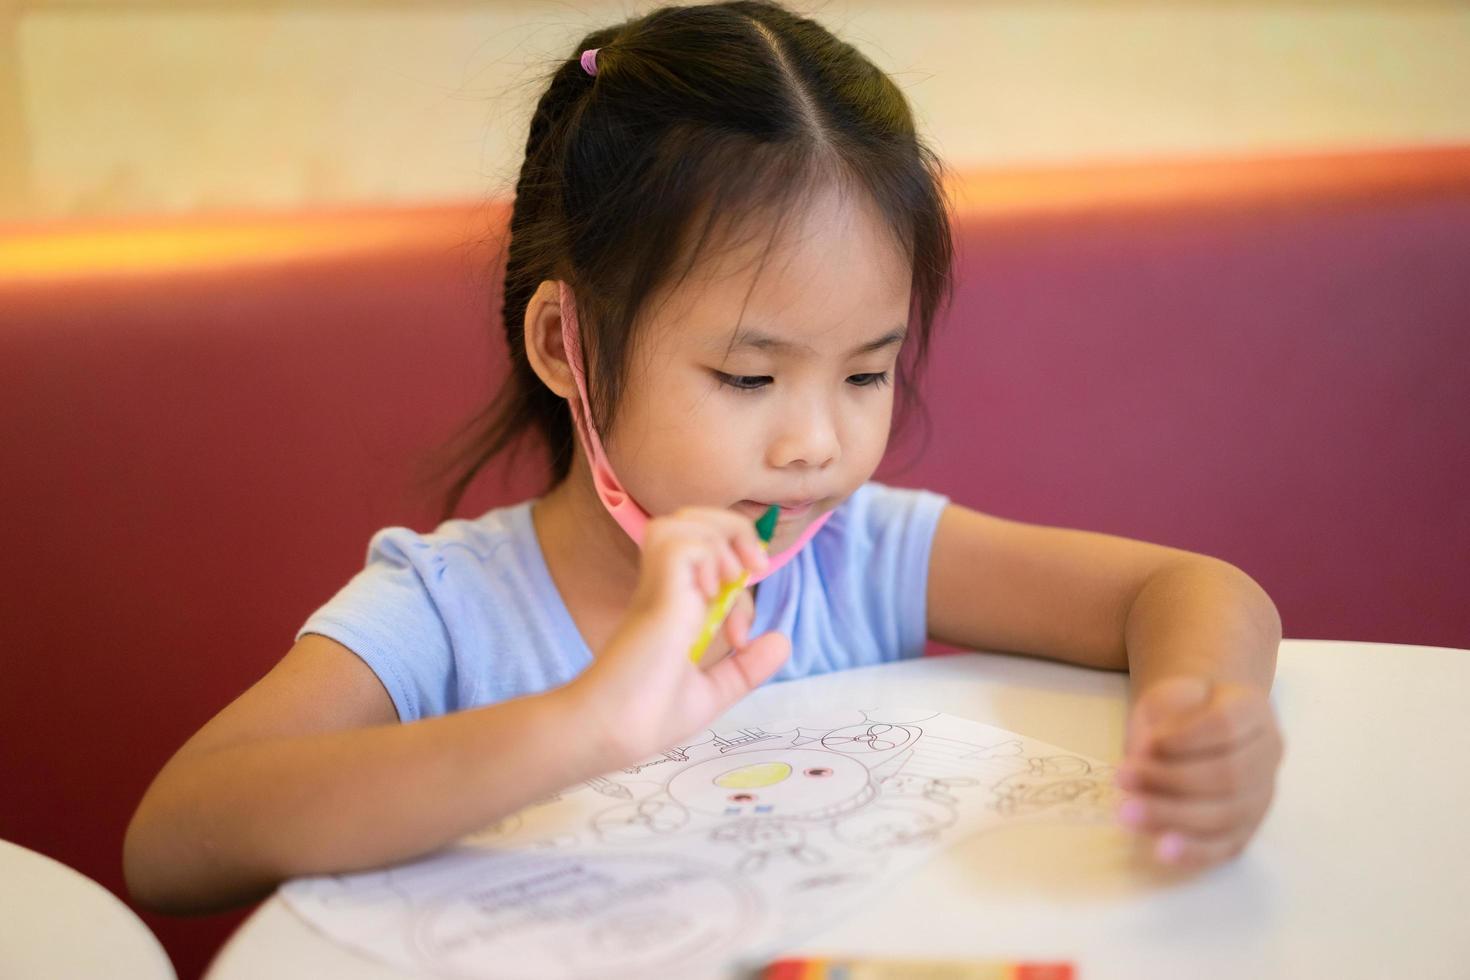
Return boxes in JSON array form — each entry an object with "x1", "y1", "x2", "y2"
[{"x1": 282, "y1": 709, "x2": 1120, "y2": 979}]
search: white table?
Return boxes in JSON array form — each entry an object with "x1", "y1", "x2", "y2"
[
  {"x1": 207, "y1": 639, "x2": 1470, "y2": 980},
  {"x1": 0, "y1": 838, "x2": 175, "y2": 980}
]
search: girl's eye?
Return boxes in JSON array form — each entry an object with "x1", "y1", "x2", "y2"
[
  {"x1": 848, "y1": 371, "x2": 891, "y2": 389},
  {"x1": 714, "y1": 371, "x2": 890, "y2": 391},
  {"x1": 715, "y1": 372, "x2": 772, "y2": 392}
]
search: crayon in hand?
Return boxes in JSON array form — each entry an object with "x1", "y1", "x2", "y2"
[{"x1": 688, "y1": 504, "x2": 780, "y2": 665}]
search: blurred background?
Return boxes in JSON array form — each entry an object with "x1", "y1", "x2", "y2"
[
  {"x1": 3, "y1": 3, "x2": 1468, "y2": 979},
  {"x1": 3, "y1": 0, "x2": 1469, "y2": 222}
]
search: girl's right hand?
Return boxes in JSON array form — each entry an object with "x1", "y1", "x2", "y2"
[{"x1": 569, "y1": 506, "x2": 792, "y2": 764}]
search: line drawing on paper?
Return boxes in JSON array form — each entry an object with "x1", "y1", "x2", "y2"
[{"x1": 282, "y1": 709, "x2": 1120, "y2": 980}]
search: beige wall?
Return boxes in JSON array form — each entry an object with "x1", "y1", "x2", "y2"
[{"x1": 4, "y1": 0, "x2": 1469, "y2": 223}]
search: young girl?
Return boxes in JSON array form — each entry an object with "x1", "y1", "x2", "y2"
[{"x1": 125, "y1": 0, "x2": 1283, "y2": 914}]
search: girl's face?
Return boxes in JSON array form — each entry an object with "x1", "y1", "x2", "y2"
[{"x1": 603, "y1": 182, "x2": 913, "y2": 552}]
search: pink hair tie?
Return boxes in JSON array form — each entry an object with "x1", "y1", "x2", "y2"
[{"x1": 579, "y1": 48, "x2": 600, "y2": 77}]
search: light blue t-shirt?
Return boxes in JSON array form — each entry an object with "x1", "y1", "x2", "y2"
[{"x1": 297, "y1": 481, "x2": 951, "y2": 722}]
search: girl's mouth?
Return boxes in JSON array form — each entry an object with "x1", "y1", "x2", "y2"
[{"x1": 739, "y1": 499, "x2": 816, "y2": 521}]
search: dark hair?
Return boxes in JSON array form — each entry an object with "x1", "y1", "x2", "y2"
[{"x1": 429, "y1": 0, "x2": 954, "y2": 522}]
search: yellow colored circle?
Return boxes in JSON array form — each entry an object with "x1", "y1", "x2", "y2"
[{"x1": 714, "y1": 762, "x2": 793, "y2": 789}]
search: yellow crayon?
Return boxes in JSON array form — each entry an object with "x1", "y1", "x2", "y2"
[{"x1": 689, "y1": 504, "x2": 780, "y2": 664}]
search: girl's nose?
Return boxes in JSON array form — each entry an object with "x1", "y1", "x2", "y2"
[{"x1": 768, "y1": 398, "x2": 839, "y2": 470}]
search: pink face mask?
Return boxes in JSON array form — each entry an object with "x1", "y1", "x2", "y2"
[{"x1": 557, "y1": 280, "x2": 832, "y2": 584}]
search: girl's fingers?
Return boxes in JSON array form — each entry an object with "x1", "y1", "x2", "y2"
[
  {"x1": 680, "y1": 523, "x2": 745, "y2": 586},
  {"x1": 731, "y1": 533, "x2": 769, "y2": 573},
  {"x1": 652, "y1": 520, "x2": 751, "y2": 593},
  {"x1": 1150, "y1": 688, "x2": 1268, "y2": 760},
  {"x1": 694, "y1": 548, "x2": 727, "y2": 600},
  {"x1": 702, "y1": 631, "x2": 791, "y2": 707},
  {"x1": 1117, "y1": 789, "x2": 1263, "y2": 837},
  {"x1": 671, "y1": 507, "x2": 771, "y2": 572},
  {"x1": 1116, "y1": 701, "x2": 1282, "y2": 871},
  {"x1": 649, "y1": 534, "x2": 708, "y2": 599},
  {"x1": 1127, "y1": 676, "x2": 1211, "y2": 753},
  {"x1": 1150, "y1": 829, "x2": 1251, "y2": 869},
  {"x1": 665, "y1": 515, "x2": 762, "y2": 581},
  {"x1": 1119, "y1": 725, "x2": 1282, "y2": 799},
  {"x1": 723, "y1": 590, "x2": 755, "y2": 650},
  {"x1": 717, "y1": 539, "x2": 745, "y2": 584}
]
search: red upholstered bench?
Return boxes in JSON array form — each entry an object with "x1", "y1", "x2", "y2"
[{"x1": 2, "y1": 146, "x2": 1466, "y2": 978}]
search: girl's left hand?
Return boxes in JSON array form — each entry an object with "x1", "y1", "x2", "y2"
[{"x1": 1116, "y1": 675, "x2": 1284, "y2": 868}]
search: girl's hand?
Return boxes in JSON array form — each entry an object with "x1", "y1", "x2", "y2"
[
  {"x1": 569, "y1": 506, "x2": 792, "y2": 764},
  {"x1": 1116, "y1": 675, "x2": 1284, "y2": 869}
]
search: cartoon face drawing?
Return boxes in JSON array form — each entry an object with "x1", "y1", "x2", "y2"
[
  {"x1": 991, "y1": 755, "x2": 1114, "y2": 817},
  {"x1": 666, "y1": 749, "x2": 874, "y2": 820}
]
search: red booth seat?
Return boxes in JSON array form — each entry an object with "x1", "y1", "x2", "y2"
[{"x1": 2, "y1": 146, "x2": 1467, "y2": 978}]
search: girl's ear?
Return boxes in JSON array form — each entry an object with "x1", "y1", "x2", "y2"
[{"x1": 523, "y1": 279, "x2": 577, "y2": 400}]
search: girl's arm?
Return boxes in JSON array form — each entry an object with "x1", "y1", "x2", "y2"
[
  {"x1": 926, "y1": 504, "x2": 1280, "y2": 678},
  {"x1": 125, "y1": 505, "x2": 786, "y2": 914},
  {"x1": 124, "y1": 634, "x2": 614, "y2": 913},
  {"x1": 925, "y1": 503, "x2": 1284, "y2": 869}
]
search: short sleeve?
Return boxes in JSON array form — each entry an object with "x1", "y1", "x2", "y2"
[
  {"x1": 855, "y1": 483, "x2": 951, "y2": 659},
  {"x1": 296, "y1": 527, "x2": 457, "y2": 722},
  {"x1": 803, "y1": 482, "x2": 951, "y2": 668}
]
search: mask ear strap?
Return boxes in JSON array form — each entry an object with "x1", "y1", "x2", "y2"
[
  {"x1": 554, "y1": 279, "x2": 833, "y2": 581},
  {"x1": 559, "y1": 281, "x2": 650, "y2": 546}
]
